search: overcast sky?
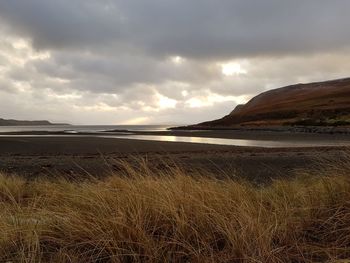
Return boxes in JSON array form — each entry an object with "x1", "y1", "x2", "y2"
[{"x1": 1, "y1": 0, "x2": 350, "y2": 125}]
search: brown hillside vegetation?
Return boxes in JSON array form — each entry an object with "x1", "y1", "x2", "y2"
[
  {"x1": 1, "y1": 159, "x2": 350, "y2": 262},
  {"x1": 199, "y1": 78, "x2": 350, "y2": 127}
]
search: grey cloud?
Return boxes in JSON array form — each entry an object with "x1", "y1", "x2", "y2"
[
  {"x1": 118, "y1": 0, "x2": 350, "y2": 59},
  {"x1": 0, "y1": 78, "x2": 15, "y2": 94},
  {"x1": 1, "y1": 1, "x2": 350, "y2": 59},
  {"x1": 0, "y1": 0, "x2": 124, "y2": 50},
  {"x1": 29, "y1": 51, "x2": 218, "y2": 94}
]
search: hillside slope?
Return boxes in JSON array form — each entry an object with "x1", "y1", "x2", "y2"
[{"x1": 197, "y1": 78, "x2": 350, "y2": 128}]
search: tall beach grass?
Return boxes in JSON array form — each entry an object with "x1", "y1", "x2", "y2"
[{"x1": 0, "y1": 159, "x2": 350, "y2": 262}]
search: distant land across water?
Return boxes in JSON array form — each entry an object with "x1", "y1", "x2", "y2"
[{"x1": 0, "y1": 118, "x2": 69, "y2": 126}]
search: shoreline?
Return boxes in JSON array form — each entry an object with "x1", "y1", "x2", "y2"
[
  {"x1": 0, "y1": 135, "x2": 348, "y2": 182},
  {"x1": 0, "y1": 128, "x2": 349, "y2": 182},
  {"x1": 1, "y1": 126, "x2": 350, "y2": 141},
  {"x1": 168, "y1": 125, "x2": 350, "y2": 135}
]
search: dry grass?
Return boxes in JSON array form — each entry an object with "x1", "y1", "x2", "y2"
[{"x1": 0, "y1": 160, "x2": 350, "y2": 262}]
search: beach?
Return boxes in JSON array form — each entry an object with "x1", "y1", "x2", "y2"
[{"x1": 0, "y1": 130, "x2": 348, "y2": 183}]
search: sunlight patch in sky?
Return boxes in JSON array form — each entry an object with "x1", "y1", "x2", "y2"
[
  {"x1": 181, "y1": 90, "x2": 189, "y2": 97},
  {"x1": 0, "y1": 37, "x2": 50, "y2": 67},
  {"x1": 221, "y1": 62, "x2": 247, "y2": 76},
  {"x1": 170, "y1": 56, "x2": 185, "y2": 65},
  {"x1": 157, "y1": 94, "x2": 177, "y2": 109},
  {"x1": 121, "y1": 116, "x2": 150, "y2": 125}
]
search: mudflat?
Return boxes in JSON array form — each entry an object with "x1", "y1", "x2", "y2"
[{"x1": 0, "y1": 132, "x2": 348, "y2": 183}]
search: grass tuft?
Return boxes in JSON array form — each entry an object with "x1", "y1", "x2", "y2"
[{"x1": 0, "y1": 160, "x2": 350, "y2": 262}]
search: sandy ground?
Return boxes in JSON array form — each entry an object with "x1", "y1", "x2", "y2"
[{"x1": 0, "y1": 134, "x2": 348, "y2": 183}]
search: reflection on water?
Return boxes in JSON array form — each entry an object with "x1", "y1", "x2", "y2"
[
  {"x1": 103, "y1": 135, "x2": 348, "y2": 148},
  {"x1": 0, "y1": 134, "x2": 347, "y2": 148}
]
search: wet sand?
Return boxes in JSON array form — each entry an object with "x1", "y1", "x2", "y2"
[{"x1": 0, "y1": 135, "x2": 348, "y2": 183}]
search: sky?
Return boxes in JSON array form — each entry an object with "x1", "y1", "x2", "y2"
[{"x1": 1, "y1": 1, "x2": 350, "y2": 125}]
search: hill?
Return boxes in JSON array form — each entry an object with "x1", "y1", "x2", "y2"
[
  {"x1": 0, "y1": 118, "x2": 67, "y2": 126},
  {"x1": 187, "y1": 78, "x2": 350, "y2": 128}
]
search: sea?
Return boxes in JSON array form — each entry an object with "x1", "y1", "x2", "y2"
[{"x1": 0, "y1": 125, "x2": 170, "y2": 133}]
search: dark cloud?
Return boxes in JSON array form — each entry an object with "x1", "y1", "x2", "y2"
[
  {"x1": 1, "y1": 1, "x2": 350, "y2": 59},
  {"x1": 119, "y1": 0, "x2": 350, "y2": 59},
  {"x1": 0, "y1": 0, "x2": 124, "y2": 50}
]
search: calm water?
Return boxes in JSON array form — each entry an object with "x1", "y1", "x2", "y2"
[
  {"x1": 0, "y1": 134, "x2": 348, "y2": 148},
  {"x1": 0, "y1": 125, "x2": 349, "y2": 148},
  {"x1": 0, "y1": 125, "x2": 170, "y2": 133},
  {"x1": 101, "y1": 135, "x2": 349, "y2": 148}
]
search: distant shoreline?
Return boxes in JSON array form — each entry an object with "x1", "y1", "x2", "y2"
[
  {"x1": 0, "y1": 118, "x2": 69, "y2": 126},
  {"x1": 0, "y1": 124, "x2": 70, "y2": 126},
  {"x1": 169, "y1": 125, "x2": 350, "y2": 135},
  {"x1": 1, "y1": 126, "x2": 350, "y2": 144}
]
